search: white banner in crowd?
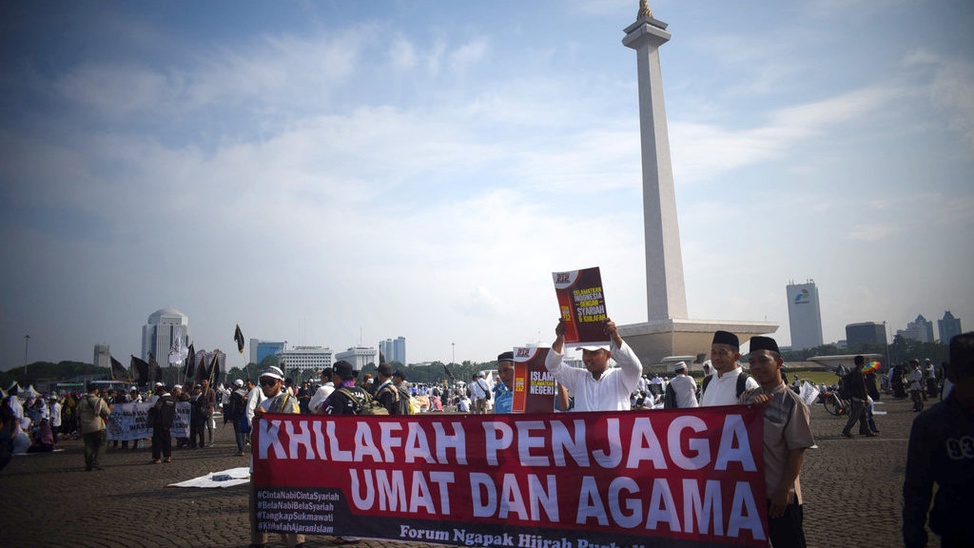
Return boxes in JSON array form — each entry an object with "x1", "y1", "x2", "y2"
[
  {"x1": 799, "y1": 381, "x2": 821, "y2": 407},
  {"x1": 106, "y1": 402, "x2": 191, "y2": 441}
]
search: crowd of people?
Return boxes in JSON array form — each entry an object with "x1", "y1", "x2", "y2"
[{"x1": 3, "y1": 323, "x2": 971, "y2": 548}]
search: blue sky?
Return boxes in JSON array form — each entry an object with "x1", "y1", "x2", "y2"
[{"x1": 1, "y1": 0, "x2": 971, "y2": 369}]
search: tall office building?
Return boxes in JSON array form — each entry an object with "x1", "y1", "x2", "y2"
[
  {"x1": 335, "y1": 346, "x2": 377, "y2": 371},
  {"x1": 142, "y1": 308, "x2": 189, "y2": 363},
  {"x1": 938, "y1": 311, "x2": 962, "y2": 344},
  {"x1": 898, "y1": 314, "x2": 934, "y2": 343},
  {"x1": 249, "y1": 339, "x2": 286, "y2": 365},
  {"x1": 93, "y1": 344, "x2": 111, "y2": 369},
  {"x1": 378, "y1": 336, "x2": 406, "y2": 365},
  {"x1": 846, "y1": 322, "x2": 887, "y2": 347},
  {"x1": 786, "y1": 281, "x2": 824, "y2": 350}
]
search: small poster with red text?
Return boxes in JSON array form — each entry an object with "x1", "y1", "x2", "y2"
[
  {"x1": 511, "y1": 347, "x2": 556, "y2": 414},
  {"x1": 552, "y1": 267, "x2": 609, "y2": 347}
]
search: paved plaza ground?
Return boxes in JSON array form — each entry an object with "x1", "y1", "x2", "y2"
[{"x1": 0, "y1": 394, "x2": 942, "y2": 547}]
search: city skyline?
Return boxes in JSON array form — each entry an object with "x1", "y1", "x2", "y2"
[{"x1": 1, "y1": 1, "x2": 971, "y2": 368}]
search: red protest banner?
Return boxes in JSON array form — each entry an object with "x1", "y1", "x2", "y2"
[
  {"x1": 553, "y1": 267, "x2": 609, "y2": 347},
  {"x1": 511, "y1": 347, "x2": 556, "y2": 414},
  {"x1": 252, "y1": 407, "x2": 769, "y2": 547}
]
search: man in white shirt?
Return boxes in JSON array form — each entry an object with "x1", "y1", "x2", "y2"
[
  {"x1": 308, "y1": 367, "x2": 335, "y2": 414},
  {"x1": 544, "y1": 318, "x2": 643, "y2": 412},
  {"x1": 664, "y1": 361, "x2": 699, "y2": 409},
  {"x1": 700, "y1": 330, "x2": 759, "y2": 406},
  {"x1": 468, "y1": 373, "x2": 491, "y2": 414}
]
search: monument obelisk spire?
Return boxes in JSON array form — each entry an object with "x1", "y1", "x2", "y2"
[
  {"x1": 618, "y1": 3, "x2": 777, "y2": 366},
  {"x1": 622, "y1": 3, "x2": 688, "y2": 322}
]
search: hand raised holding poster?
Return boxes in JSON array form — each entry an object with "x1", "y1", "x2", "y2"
[{"x1": 552, "y1": 267, "x2": 609, "y2": 347}]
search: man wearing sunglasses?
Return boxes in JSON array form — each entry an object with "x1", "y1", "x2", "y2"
[{"x1": 249, "y1": 366, "x2": 303, "y2": 548}]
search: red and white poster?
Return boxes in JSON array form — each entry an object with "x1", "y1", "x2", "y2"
[
  {"x1": 511, "y1": 347, "x2": 556, "y2": 414},
  {"x1": 252, "y1": 407, "x2": 769, "y2": 547},
  {"x1": 553, "y1": 267, "x2": 609, "y2": 347}
]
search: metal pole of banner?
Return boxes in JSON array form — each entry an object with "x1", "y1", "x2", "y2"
[{"x1": 24, "y1": 334, "x2": 30, "y2": 375}]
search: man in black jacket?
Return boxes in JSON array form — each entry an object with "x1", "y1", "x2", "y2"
[
  {"x1": 149, "y1": 385, "x2": 176, "y2": 464},
  {"x1": 841, "y1": 356, "x2": 875, "y2": 438},
  {"x1": 903, "y1": 332, "x2": 974, "y2": 548},
  {"x1": 322, "y1": 361, "x2": 371, "y2": 415}
]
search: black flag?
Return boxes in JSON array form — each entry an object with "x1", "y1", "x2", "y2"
[
  {"x1": 234, "y1": 324, "x2": 245, "y2": 354},
  {"x1": 195, "y1": 352, "x2": 209, "y2": 384},
  {"x1": 131, "y1": 355, "x2": 150, "y2": 386},
  {"x1": 148, "y1": 353, "x2": 162, "y2": 384},
  {"x1": 183, "y1": 343, "x2": 196, "y2": 380},
  {"x1": 111, "y1": 356, "x2": 129, "y2": 382},
  {"x1": 208, "y1": 352, "x2": 224, "y2": 386},
  {"x1": 443, "y1": 364, "x2": 456, "y2": 381}
]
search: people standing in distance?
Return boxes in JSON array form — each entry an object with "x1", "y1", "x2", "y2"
[
  {"x1": 544, "y1": 318, "x2": 643, "y2": 412},
  {"x1": 699, "y1": 331, "x2": 758, "y2": 406},
  {"x1": 739, "y1": 336, "x2": 814, "y2": 548},
  {"x1": 226, "y1": 379, "x2": 250, "y2": 456},
  {"x1": 908, "y1": 359, "x2": 925, "y2": 412},
  {"x1": 663, "y1": 361, "x2": 698, "y2": 409},
  {"x1": 841, "y1": 356, "x2": 876, "y2": 438},
  {"x1": 308, "y1": 367, "x2": 335, "y2": 415},
  {"x1": 374, "y1": 363, "x2": 408, "y2": 415},
  {"x1": 468, "y1": 373, "x2": 489, "y2": 414},
  {"x1": 492, "y1": 352, "x2": 515, "y2": 414},
  {"x1": 149, "y1": 384, "x2": 176, "y2": 464},
  {"x1": 77, "y1": 385, "x2": 112, "y2": 471},
  {"x1": 903, "y1": 332, "x2": 974, "y2": 548},
  {"x1": 250, "y1": 366, "x2": 303, "y2": 548}
]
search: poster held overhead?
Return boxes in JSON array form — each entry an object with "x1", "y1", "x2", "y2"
[
  {"x1": 511, "y1": 346, "x2": 557, "y2": 414},
  {"x1": 552, "y1": 266, "x2": 609, "y2": 347}
]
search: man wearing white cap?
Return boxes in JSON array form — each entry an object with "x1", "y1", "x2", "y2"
[
  {"x1": 663, "y1": 362, "x2": 698, "y2": 409},
  {"x1": 250, "y1": 366, "x2": 303, "y2": 547},
  {"x1": 545, "y1": 318, "x2": 643, "y2": 412},
  {"x1": 226, "y1": 379, "x2": 249, "y2": 456}
]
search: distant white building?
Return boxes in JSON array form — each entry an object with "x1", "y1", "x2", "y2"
[
  {"x1": 277, "y1": 346, "x2": 332, "y2": 378},
  {"x1": 93, "y1": 343, "x2": 111, "y2": 369},
  {"x1": 335, "y1": 346, "x2": 377, "y2": 371},
  {"x1": 142, "y1": 308, "x2": 189, "y2": 363},
  {"x1": 786, "y1": 281, "x2": 824, "y2": 351},
  {"x1": 898, "y1": 314, "x2": 934, "y2": 343}
]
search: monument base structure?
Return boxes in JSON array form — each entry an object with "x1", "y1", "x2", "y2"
[{"x1": 618, "y1": 318, "x2": 778, "y2": 371}]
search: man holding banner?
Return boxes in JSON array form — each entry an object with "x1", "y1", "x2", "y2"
[
  {"x1": 740, "y1": 336, "x2": 814, "y2": 548},
  {"x1": 544, "y1": 318, "x2": 642, "y2": 411},
  {"x1": 250, "y1": 366, "x2": 304, "y2": 548}
]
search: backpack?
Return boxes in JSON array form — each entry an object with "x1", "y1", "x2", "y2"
[
  {"x1": 224, "y1": 391, "x2": 245, "y2": 423},
  {"x1": 479, "y1": 379, "x2": 492, "y2": 401},
  {"x1": 701, "y1": 372, "x2": 750, "y2": 399},
  {"x1": 336, "y1": 388, "x2": 389, "y2": 416},
  {"x1": 396, "y1": 386, "x2": 415, "y2": 415},
  {"x1": 663, "y1": 384, "x2": 678, "y2": 409},
  {"x1": 376, "y1": 383, "x2": 411, "y2": 416}
]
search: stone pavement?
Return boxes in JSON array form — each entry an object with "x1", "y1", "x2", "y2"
[{"x1": 0, "y1": 396, "x2": 943, "y2": 547}]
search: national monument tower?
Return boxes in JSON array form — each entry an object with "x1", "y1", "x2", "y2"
[{"x1": 618, "y1": 2, "x2": 777, "y2": 365}]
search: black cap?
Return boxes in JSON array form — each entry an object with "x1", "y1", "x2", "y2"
[
  {"x1": 749, "y1": 336, "x2": 779, "y2": 354},
  {"x1": 712, "y1": 330, "x2": 740, "y2": 349},
  {"x1": 334, "y1": 360, "x2": 355, "y2": 380},
  {"x1": 497, "y1": 351, "x2": 514, "y2": 364}
]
